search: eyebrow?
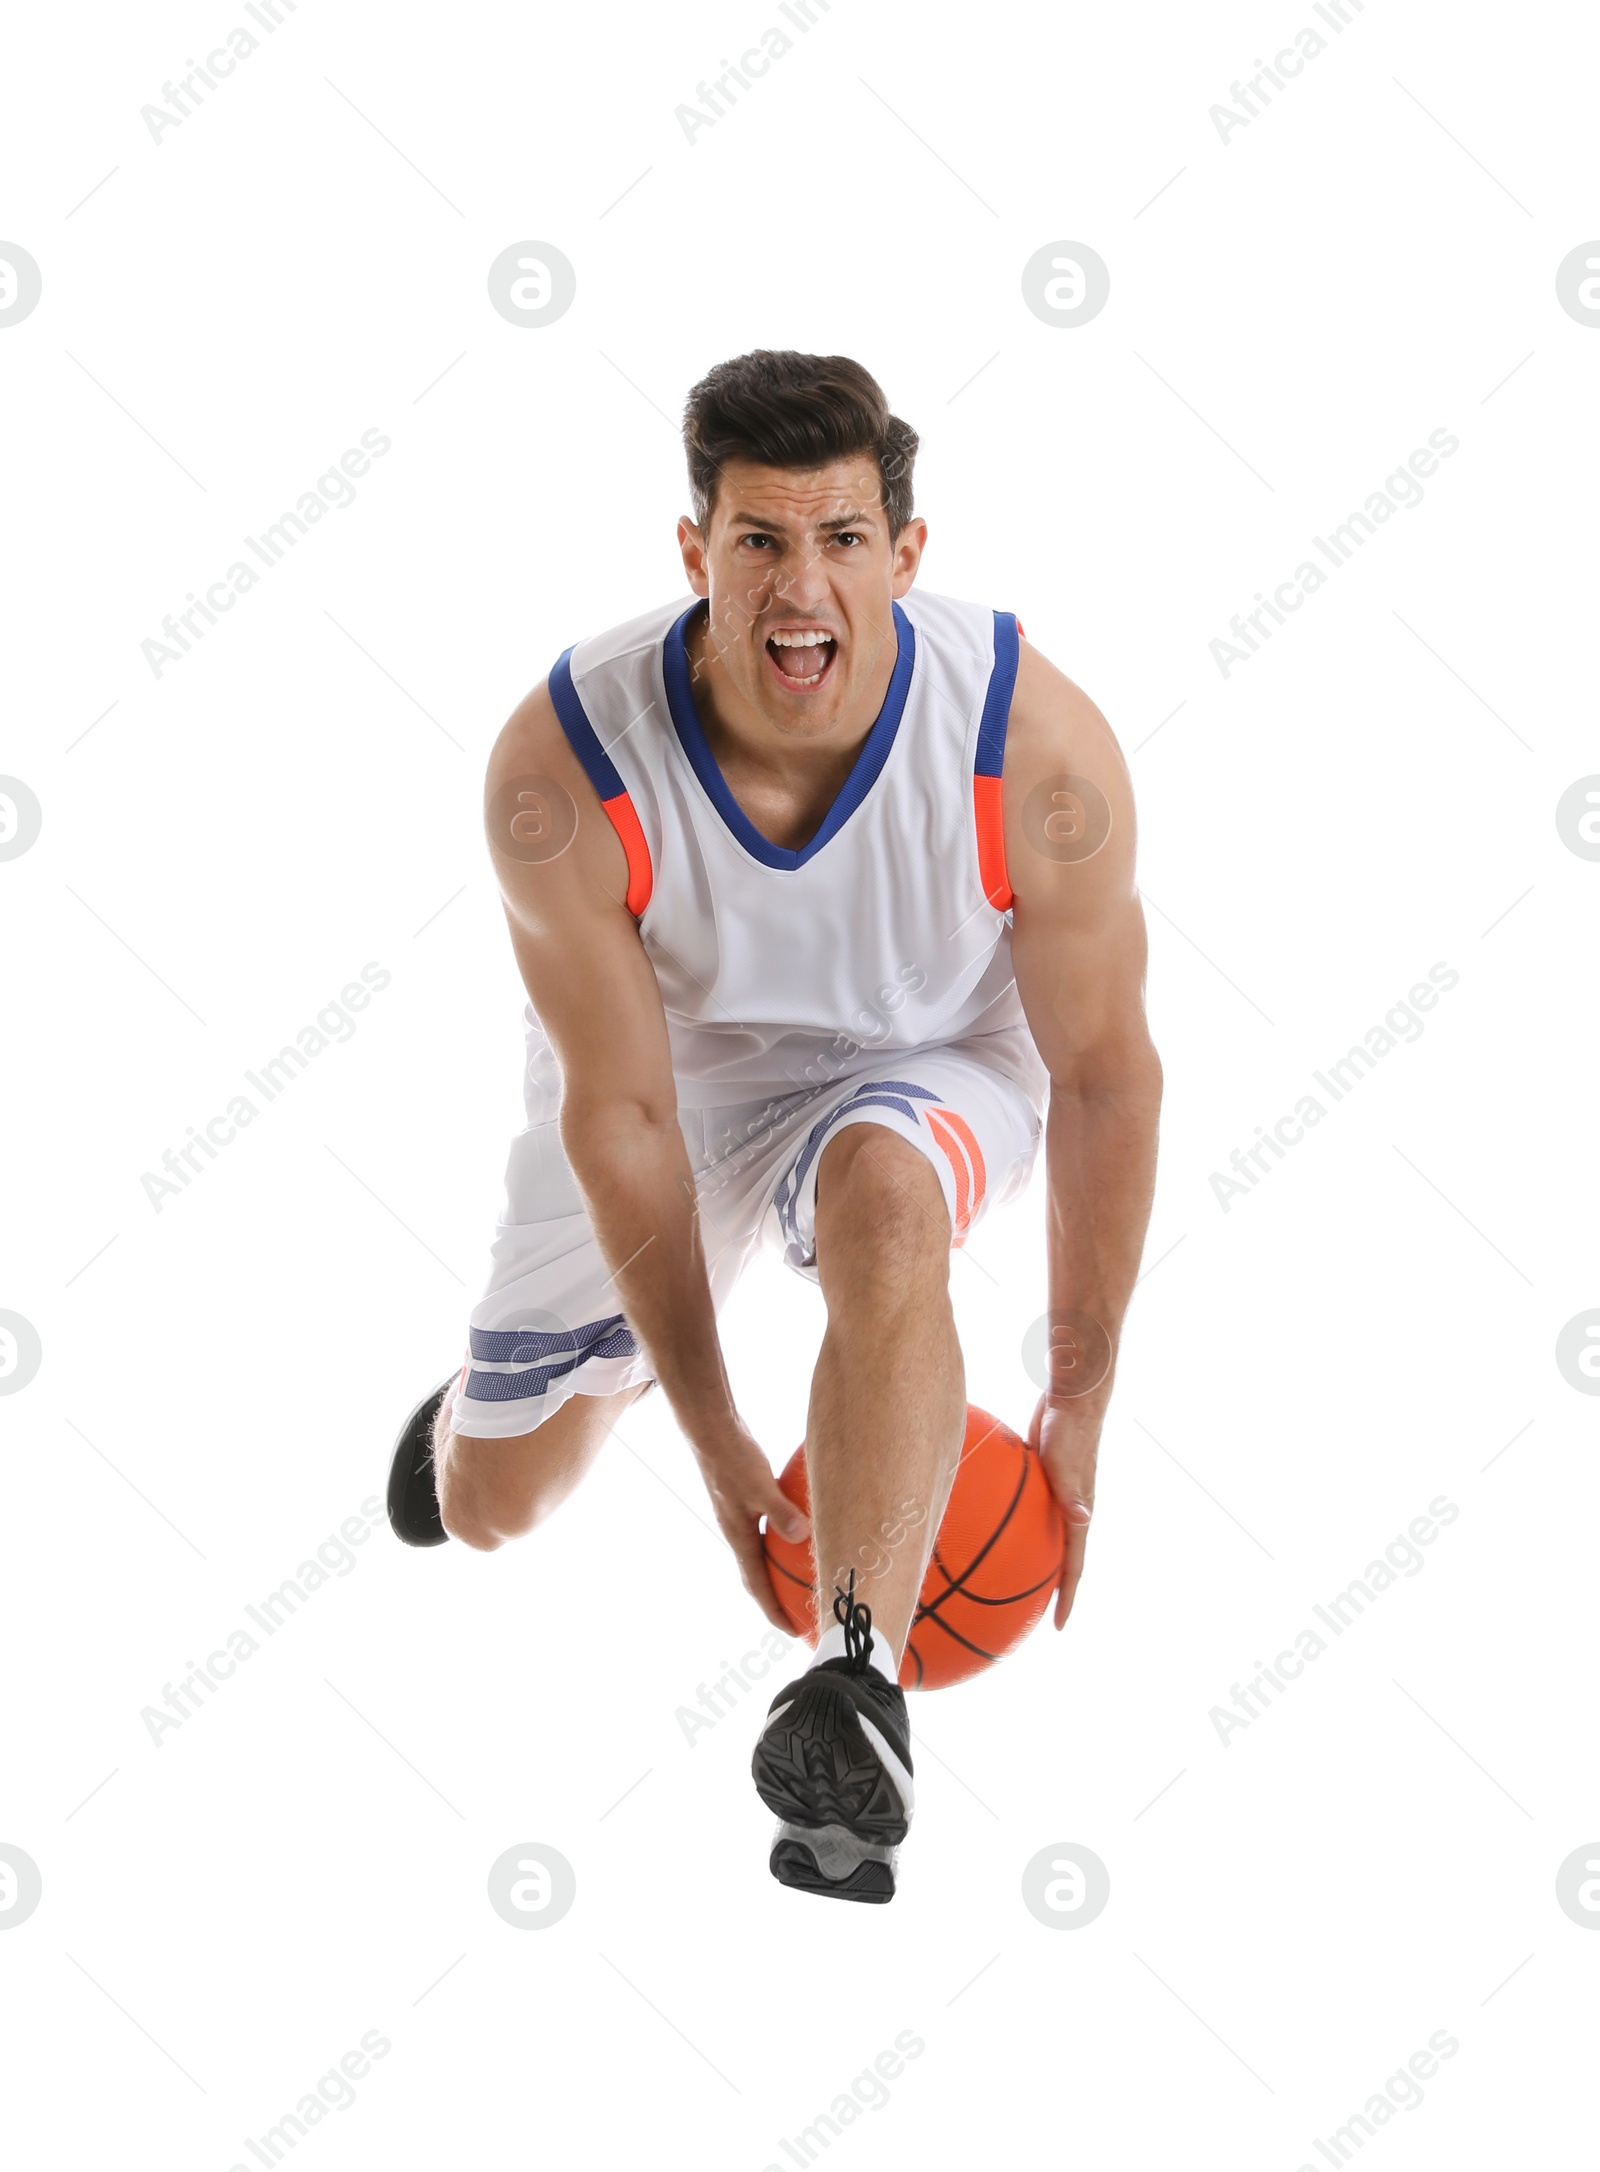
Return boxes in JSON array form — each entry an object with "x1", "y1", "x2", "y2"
[{"x1": 725, "y1": 507, "x2": 878, "y2": 533}]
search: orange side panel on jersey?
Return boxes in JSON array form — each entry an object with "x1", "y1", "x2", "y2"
[
  {"x1": 601, "y1": 791, "x2": 653, "y2": 917},
  {"x1": 973, "y1": 774, "x2": 1013, "y2": 911},
  {"x1": 926, "y1": 1107, "x2": 988, "y2": 1244}
]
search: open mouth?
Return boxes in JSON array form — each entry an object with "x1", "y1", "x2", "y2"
[{"x1": 765, "y1": 628, "x2": 838, "y2": 691}]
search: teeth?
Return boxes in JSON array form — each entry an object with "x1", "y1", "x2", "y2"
[{"x1": 769, "y1": 630, "x2": 834, "y2": 648}]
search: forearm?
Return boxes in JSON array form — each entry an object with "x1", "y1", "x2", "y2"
[
  {"x1": 561, "y1": 1105, "x2": 736, "y2": 1446},
  {"x1": 1042, "y1": 1050, "x2": 1163, "y2": 1410}
]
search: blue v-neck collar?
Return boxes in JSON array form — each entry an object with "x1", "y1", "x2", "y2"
[{"x1": 661, "y1": 600, "x2": 916, "y2": 871}]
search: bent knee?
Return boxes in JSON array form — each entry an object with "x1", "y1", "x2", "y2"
[
  {"x1": 443, "y1": 1512, "x2": 506, "y2": 1553},
  {"x1": 814, "y1": 1124, "x2": 952, "y2": 1283},
  {"x1": 437, "y1": 1432, "x2": 549, "y2": 1550}
]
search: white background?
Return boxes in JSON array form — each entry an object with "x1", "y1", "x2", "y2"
[{"x1": 2, "y1": 0, "x2": 1597, "y2": 2165}]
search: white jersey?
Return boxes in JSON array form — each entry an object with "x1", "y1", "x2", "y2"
[{"x1": 537, "y1": 586, "x2": 1045, "y2": 1116}]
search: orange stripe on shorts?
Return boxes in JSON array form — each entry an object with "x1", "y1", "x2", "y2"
[{"x1": 926, "y1": 1107, "x2": 988, "y2": 1243}]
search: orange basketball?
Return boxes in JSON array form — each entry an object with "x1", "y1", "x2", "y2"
[{"x1": 762, "y1": 1404, "x2": 1065, "y2": 1690}]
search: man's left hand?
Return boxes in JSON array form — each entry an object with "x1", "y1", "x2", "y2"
[{"x1": 1031, "y1": 1395, "x2": 1102, "y2": 1629}]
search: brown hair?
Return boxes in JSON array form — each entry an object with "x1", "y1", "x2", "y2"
[{"x1": 683, "y1": 350, "x2": 919, "y2": 538}]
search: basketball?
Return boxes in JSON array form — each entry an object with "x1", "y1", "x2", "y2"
[{"x1": 762, "y1": 1404, "x2": 1065, "y2": 1690}]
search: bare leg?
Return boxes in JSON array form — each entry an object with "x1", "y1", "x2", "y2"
[
  {"x1": 437, "y1": 1381, "x2": 650, "y2": 1550},
  {"x1": 804, "y1": 1124, "x2": 965, "y2": 1663}
]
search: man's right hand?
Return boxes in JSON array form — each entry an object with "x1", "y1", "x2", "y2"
[{"x1": 693, "y1": 1418, "x2": 812, "y2": 1633}]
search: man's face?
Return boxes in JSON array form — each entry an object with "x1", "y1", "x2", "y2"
[{"x1": 677, "y1": 456, "x2": 926, "y2": 738}]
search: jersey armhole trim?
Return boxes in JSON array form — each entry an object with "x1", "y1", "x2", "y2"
[
  {"x1": 548, "y1": 647, "x2": 654, "y2": 917},
  {"x1": 973, "y1": 610, "x2": 1019, "y2": 912}
]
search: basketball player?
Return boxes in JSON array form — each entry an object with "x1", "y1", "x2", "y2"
[{"x1": 387, "y1": 352, "x2": 1161, "y2": 1901}]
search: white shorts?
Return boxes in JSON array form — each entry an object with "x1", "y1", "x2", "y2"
[{"x1": 449, "y1": 1029, "x2": 1045, "y2": 1439}]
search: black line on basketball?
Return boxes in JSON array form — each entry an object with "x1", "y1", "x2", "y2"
[
  {"x1": 915, "y1": 1449, "x2": 1032, "y2": 1621},
  {"x1": 917, "y1": 1540, "x2": 960, "y2": 1615},
  {"x1": 939, "y1": 1565, "x2": 1060, "y2": 1608},
  {"x1": 915, "y1": 1610, "x2": 1002, "y2": 1662},
  {"x1": 766, "y1": 1553, "x2": 815, "y2": 1595},
  {"x1": 918, "y1": 1415, "x2": 1011, "y2": 1599}
]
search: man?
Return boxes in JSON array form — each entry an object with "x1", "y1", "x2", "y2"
[{"x1": 387, "y1": 350, "x2": 1161, "y2": 1903}]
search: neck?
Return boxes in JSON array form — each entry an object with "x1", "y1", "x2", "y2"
[
  {"x1": 681, "y1": 601, "x2": 900, "y2": 852},
  {"x1": 684, "y1": 600, "x2": 896, "y2": 776}
]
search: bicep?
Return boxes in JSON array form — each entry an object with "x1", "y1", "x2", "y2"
[
  {"x1": 1002, "y1": 648, "x2": 1153, "y2": 1083},
  {"x1": 486, "y1": 684, "x2": 677, "y2": 1130}
]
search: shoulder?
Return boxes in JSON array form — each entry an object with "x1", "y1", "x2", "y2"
[
  {"x1": 1000, "y1": 635, "x2": 1137, "y2": 906},
  {"x1": 485, "y1": 594, "x2": 692, "y2": 911},
  {"x1": 568, "y1": 594, "x2": 697, "y2": 687},
  {"x1": 1005, "y1": 633, "x2": 1123, "y2": 781},
  {"x1": 895, "y1": 585, "x2": 1003, "y2": 672},
  {"x1": 488, "y1": 675, "x2": 572, "y2": 789},
  {"x1": 491, "y1": 591, "x2": 692, "y2": 852},
  {"x1": 485, "y1": 678, "x2": 630, "y2": 910}
]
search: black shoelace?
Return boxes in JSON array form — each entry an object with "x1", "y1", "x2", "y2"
[{"x1": 833, "y1": 1569, "x2": 875, "y2": 1674}]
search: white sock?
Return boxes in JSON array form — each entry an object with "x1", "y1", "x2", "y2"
[{"x1": 810, "y1": 1619, "x2": 900, "y2": 1687}]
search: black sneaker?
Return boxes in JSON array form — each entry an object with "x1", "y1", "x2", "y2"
[
  {"x1": 752, "y1": 1573, "x2": 914, "y2": 1904},
  {"x1": 386, "y1": 1375, "x2": 457, "y2": 1547}
]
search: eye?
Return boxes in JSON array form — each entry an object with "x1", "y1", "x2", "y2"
[
  {"x1": 833, "y1": 531, "x2": 865, "y2": 547},
  {"x1": 739, "y1": 532, "x2": 777, "y2": 550}
]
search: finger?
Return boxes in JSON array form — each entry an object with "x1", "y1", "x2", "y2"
[
  {"x1": 1053, "y1": 1499, "x2": 1092, "y2": 1629},
  {"x1": 746, "y1": 1560, "x2": 795, "y2": 1634},
  {"x1": 730, "y1": 1524, "x2": 795, "y2": 1633},
  {"x1": 758, "y1": 1483, "x2": 810, "y2": 1546}
]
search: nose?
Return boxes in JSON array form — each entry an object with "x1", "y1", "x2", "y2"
[{"x1": 772, "y1": 549, "x2": 832, "y2": 615}]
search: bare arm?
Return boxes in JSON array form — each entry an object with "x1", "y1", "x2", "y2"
[
  {"x1": 1003, "y1": 639, "x2": 1164, "y2": 1628},
  {"x1": 484, "y1": 684, "x2": 807, "y2": 1626}
]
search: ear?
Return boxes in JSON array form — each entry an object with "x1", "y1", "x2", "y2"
[
  {"x1": 890, "y1": 516, "x2": 927, "y2": 598},
  {"x1": 677, "y1": 514, "x2": 711, "y2": 598}
]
